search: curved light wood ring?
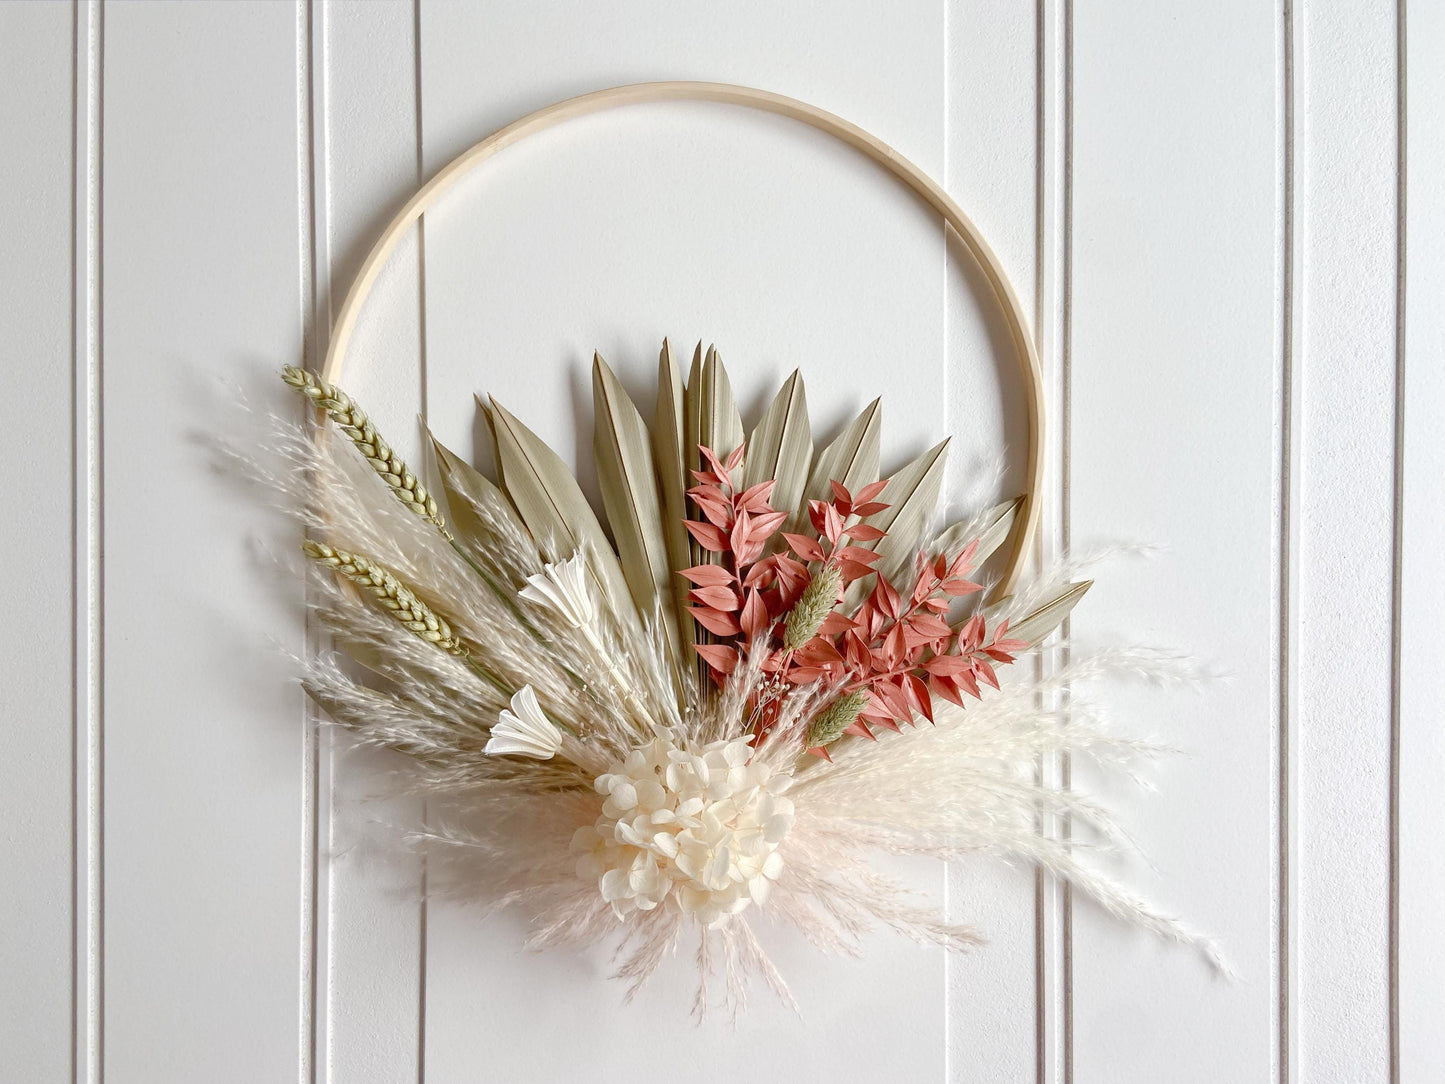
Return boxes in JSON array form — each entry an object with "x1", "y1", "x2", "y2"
[{"x1": 322, "y1": 80, "x2": 1044, "y2": 596}]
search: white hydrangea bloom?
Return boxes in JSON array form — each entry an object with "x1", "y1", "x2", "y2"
[
  {"x1": 572, "y1": 733, "x2": 794, "y2": 928},
  {"x1": 519, "y1": 555, "x2": 594, "y2": 629}
]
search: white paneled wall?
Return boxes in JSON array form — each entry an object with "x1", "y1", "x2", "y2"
[
  {"x1": 1068, "y1": 4, "x2": 1280, "y2": 1078},
  {"x1": 100, "y1": 4, "x2": 306, "y2": 1078},
  {"x1": 2, "y1": 4, "x2": 76, "y2": 1080},
  {"x1": 0, "y1": 2, "x2": 1436, "y2": 1081}
]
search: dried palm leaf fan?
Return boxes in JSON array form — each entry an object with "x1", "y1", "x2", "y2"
[{"x1": 273, "y1": 82, "x2": 1218, "y2": 1015}]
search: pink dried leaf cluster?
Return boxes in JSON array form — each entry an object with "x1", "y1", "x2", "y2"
[{"x1": 683, "y1": 446, "x2": 1026, "y2": 755}]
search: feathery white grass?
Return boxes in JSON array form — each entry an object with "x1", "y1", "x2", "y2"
[{"x1": 216, "y1": 371, "x2": 1227, "y2": 1013}]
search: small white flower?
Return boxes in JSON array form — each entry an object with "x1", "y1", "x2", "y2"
[
  {"x1": 572, "y1": 732, "x2": 794, "y2": 927},
  {"x1": 484, "y1": 685, "x2": 563, "y2": 759},
  {"x1": 519, "y1": 554, "x2": 594, "y2": 628}
]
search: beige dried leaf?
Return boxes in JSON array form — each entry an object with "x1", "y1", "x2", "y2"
[
  {"x1": 428, "y1": 431, "x2": 572, "y2": 660},
  {"x1": 1004, "y1": 580, "x2": 1093, "y2": 646},
  {"x1": 652, "y1": 339, "x2": 695, "y2": 666},
  {"x1": 686, "y1": 343, "x2": 745, "y2": 471},
  {"x1": 681, "y1": 345, "x2": 744, "y2": 658},
  {"x1": 474, "y1": 395, "x2": 507, "y2": 497},
  {"x1": 794, "y1": 398, "x2": 882, "y2": 533},
  {"x1": 744, "y1": 369, "x2": 813, "y2": 532},
  {"x1": 930, "y1": 496, "x2": 1024, "y2": 571},
  {"x1": 868, "y1": 439, "x2": 950, "y2": 582},
  {"x1": 592, "y1": 352, "x2": 682, "y2": 671},
  {"x1": 684, "y1": 343, "x2": 744, "y2": 568},
  {"x1": 428, "y1": 433, "x2": 532, "y2": 556},
  {"x1": 488, "y1": 397, "x2": 638, "y2": 629}
]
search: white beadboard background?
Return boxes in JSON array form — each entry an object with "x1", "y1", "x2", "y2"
[{"x1": 0, "y1": 1, "x2": 1438, "y2": 1081}]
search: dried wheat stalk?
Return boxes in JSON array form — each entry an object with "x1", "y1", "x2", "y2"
[{"x1": 283, "y1": 365, "x2": 450, "y2": 536}]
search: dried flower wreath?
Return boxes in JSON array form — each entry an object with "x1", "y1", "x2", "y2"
[
  {"x1": 238, "y1": 82, "x2": 1222, "y2": 1016},
  {"x1": 246, "y1": 342, "x2": 1220, "y2": 1016}
]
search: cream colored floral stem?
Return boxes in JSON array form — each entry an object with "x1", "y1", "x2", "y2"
[{"x1": 577, "y1": 622, "x2": 662, "y2": 734}]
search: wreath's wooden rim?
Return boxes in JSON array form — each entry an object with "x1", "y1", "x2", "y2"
[{"x1": 322, "y1": 81, "x2": 1044, "y2": 596}]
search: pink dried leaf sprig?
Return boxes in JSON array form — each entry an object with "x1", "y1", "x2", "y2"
[
  {"x1": 799, "y1": 540, "x2": 1026, "y2": 740},
  {"x1": 680, "y1": 444, "x2": 794, "y2": 674},
  {"x1": 785, "y1": 536, "x2": 1027, "y2": 755},
  {"x1": 691, "y1": 470, "x2": 900, "y2": 747},
  {"x1": 682, "y1": 449, "x2": 1028, "y2": 757},
  {"x1": 777, "y1": 477, "x2": 891, "y2": 587},
  {"x1": 684, "y1": 466, "x2": 891, "y2": 685},
  {"x1": 770, "y1": 477, "x2": 895, "y2": 683}
]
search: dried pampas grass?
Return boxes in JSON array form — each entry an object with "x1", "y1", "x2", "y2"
[{"x1": 228, "y1": 346, "x2": 1221, "y2": 1016}]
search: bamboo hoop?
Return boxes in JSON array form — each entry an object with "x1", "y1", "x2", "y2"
[{"x1": 321, "y1": 81, "x2": 1045, "y2": 596}]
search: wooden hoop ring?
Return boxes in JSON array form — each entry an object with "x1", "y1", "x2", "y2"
[{"x1": 322, "y1": 81, "x2": 1044, "y2": 596}]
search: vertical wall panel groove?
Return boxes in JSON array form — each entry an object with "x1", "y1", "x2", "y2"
[
  {"x1": 938, "y1": 11, "x2": 952, "y2": 1072},
  {"x1": 295, "y1": 2, "x2": 321, "y2": 1081},
  {"x1": 1399, "y1": 2, "x2": 1444, "y2": 1078},
  {"x1": 1032, "y1": 7, "x2": 1051, "y2": 1079},
  {"x1": 1034, "y1": 1, "x2": 1072, "y2": 1079},
  {"x1": 1059, "y1": 6, "x2": 1074, "y2": 1078},
  {"x1": 0, "y1": 1, "x2": 89, "y2": 1078},
  {"x1": 1275, "y1": 2, "x2": 1300, "y2": 1081},
  {"x1": 413, "y1": 0, "x2": 430, "y2": 1069},
  {"x1": 1388, "y1": 4, "x2": 1406, "y2": 1081},
  {"x1": 78, "y1": 3, "x2": 106, "y2": 1078},
  {"x1": 70, "y1": 4, "x2": 83, "y2": 1079},
  {"x1": 314, "y1": 5, "x2": 429, "y2": 1081}
]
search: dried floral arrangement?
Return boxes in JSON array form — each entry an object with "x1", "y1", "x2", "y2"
[{"x1": 243, "y1": 341, "x2": 1221, "y2": 1015}]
